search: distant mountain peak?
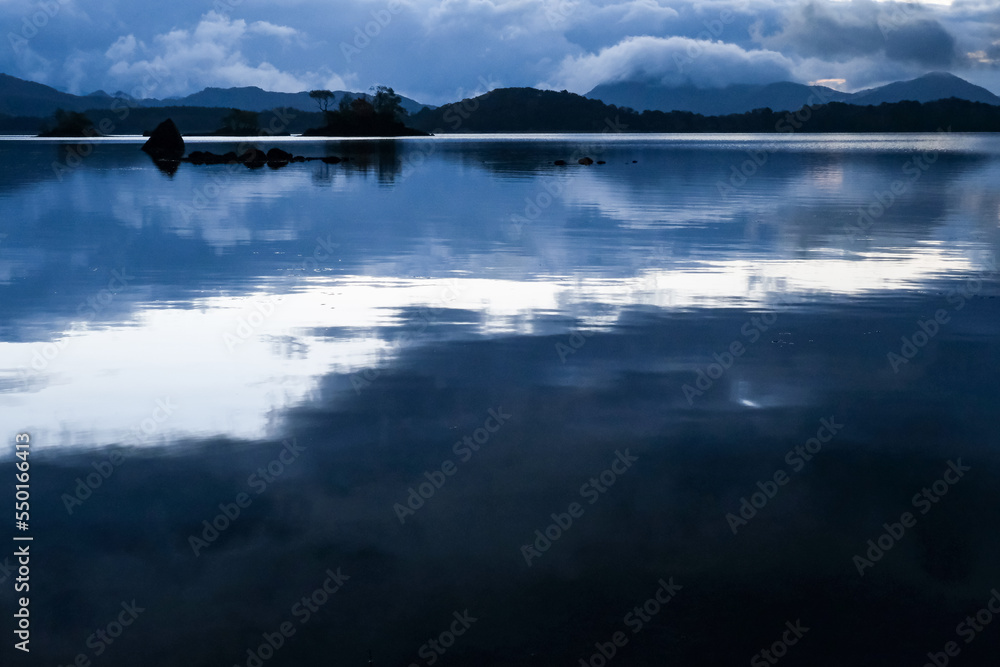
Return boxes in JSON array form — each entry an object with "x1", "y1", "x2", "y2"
[
  {"x1": 199, "y1": 85, "x2": 267, "y2": 93},
  {"x1": 917, "y1": 71, "x2": 963, "y2": 80},
  {"x1": 586, "y1": 72, "x2": 999, "y2": 115},
  {"x1": 849, "y1": 72, "x2": 1000, "y2": 107}
]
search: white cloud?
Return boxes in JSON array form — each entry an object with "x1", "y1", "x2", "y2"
[
  {"x1": 62, "y1": 49, "x2": 100, "y2": 94},
  {"x1": 103, "y1": 11, "x2": 343, "y2": 97},
  {"x1": 7, "y1": 41, "x2": 53, "y2": 87},
  {"x1": 105, "y1": 34, "x2": 138, "y2": 61},
  {"x1": 619, "y1": 0, "x2": 679, "y2": 24},
  {"x1": 248, "y1": 20, "x2": 300, "y2": 40},
  {"x1": 548, "y1": 35, "x2": 796, "y2": 92}
]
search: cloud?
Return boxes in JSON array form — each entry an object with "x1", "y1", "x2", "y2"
[
  {"x1": 103, "y1": 11, "x2": 344, "y2": 97},
  {"x1": 247, "y1": 20, "x2": 300, "y2": 40},
  {"x1": 554, "y1": 0, "x2": 684, "y2": 52},
  {"x1": 7, "y1": 40, "x2": 54, "y2": 87},
  {"x1": 789, "y1": 53, "x2": 919, "y2": 90},
  {"x1": 883, "y1": 19, "x2": 957, "y2": 66},
  {"x1": 105, "y1": 35, "x2": 138, "y2": 61},
  {"x1": 757, "y1": 0, "x2": 958, "y2": 68},
  {"x1": 548, "y1": 35, "x2": 796, "y2": 92},
  {"x1": 619, "y1": 0, "x2": 679, "y2": 24},
  {"x1": 809, "y1": 77, "x2": 846, "y2": 88},
  {"x1": 1, "y1": 0, "x2": 998, "y2": 102},
  {"x1": 63, "y1": 49, "x2": 102, "y2": 94}
]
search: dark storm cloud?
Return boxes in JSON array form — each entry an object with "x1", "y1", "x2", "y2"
[
  {"x1": 884, "y1": 19, "x2": 959, "y2": 67},
  {"x1": 758, "y1": 1, "x2": 958, "y2": 67}
]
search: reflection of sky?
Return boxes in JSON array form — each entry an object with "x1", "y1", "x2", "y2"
[
  {"x1": 5, "y1": 137, "x2": 1000, "y2": 667},
  {"x1": 1, "y1": 135, "x2": 998, "y2": 449}
]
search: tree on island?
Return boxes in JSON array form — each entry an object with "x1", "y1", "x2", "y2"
[
  {"x1": 371, "y1": 85, "x2": 406, "y2": 121},
  {"x1": 303, "y1": 85, "x2": 426, "y2": 137},
  {"x1": 309, "y1": 90, "x2": 335, "y2": 112},
  {"x1": 350, "y1": 96, "x2": 374, "y2": 119},
  {"x1": 39, "y1": 108, "x2": 96, "y2": 137}
]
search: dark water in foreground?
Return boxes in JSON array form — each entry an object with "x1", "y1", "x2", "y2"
[{"x1": 0, "y1": 134, "x2": 999, "y2": 666}]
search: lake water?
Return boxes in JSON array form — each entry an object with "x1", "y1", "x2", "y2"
[{"x1": 1, "y1": 134, "x2": 999, "y2": 666}]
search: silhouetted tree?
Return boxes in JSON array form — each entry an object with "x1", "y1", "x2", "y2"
[
  {"x1": 371, "y1": 85, "x2": 406, "y2": 121},
  {"x1": 309, "y1": 90, "x2": 335, "y2": 112},
  {"x1": 301, "y1": 86, "x2": 426, "y2": 137},
  {"x1": 350, "y1": 97, "x2": 375, "y2": 119},
  {"x1": 39, "y1": 108, "x2": 95, "y2": 137}
]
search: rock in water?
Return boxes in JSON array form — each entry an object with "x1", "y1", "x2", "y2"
[
  {"x1": 266, "y1": 147, "x2": 294, "y2": 167},
  {"x1": 238, "y1": 148, "x2": 267, "y2": 168},
  {"x1": 141, "y1": 119, "x2": 185, "y2": 161}
]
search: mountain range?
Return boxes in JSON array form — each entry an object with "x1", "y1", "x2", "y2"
[
  {"x1": 586, "y1": 72, "x2": 1000, "y2": 116},
  {"x1": 134, "y1": 87, "x2": 429, "y2": 115},
  {"x1": 408, "y1": 88, "x2": 1000, "y2": 134},
  {"x1": 1, "y1": 71, "x2": 999, "y2": 135},
  {"x1": 0, "y1": 73, "x2": 429, "y2": 118}
]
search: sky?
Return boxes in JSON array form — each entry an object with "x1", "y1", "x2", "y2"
[{"x1": 3, "y1": 0, "x2": 1000, "y2": 104}]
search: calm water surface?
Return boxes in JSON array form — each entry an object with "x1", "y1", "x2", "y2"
[{"x1": 0, "y1": 134, "x2": 998, "y2": 666}]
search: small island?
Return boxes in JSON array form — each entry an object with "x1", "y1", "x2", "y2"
[
  {"x1": 38, "y1": 109, "x2": 99, "y2": 138},
  {"x1": 301, "y1": 85, "x2": 427, "y2": 137}
]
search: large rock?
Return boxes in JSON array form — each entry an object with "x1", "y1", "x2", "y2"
[
  {"x1": 266, "y1": 147, "x2": 293, "y2": 166},
  {"x1": 239, "y1": 148, "x2": 268, "y2": 169},
  {"x1": 141, "y1": 119, "x2": 185, "y2": 161}
]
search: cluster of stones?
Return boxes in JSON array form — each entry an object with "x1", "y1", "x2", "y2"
[
  {"x1": 140, "y1": 119, "x2": 346, "y2": 170},
  {"x1": 553, "y1": 157, "x2": 607, "y2": 166},
  {"x1": 184, "y1": 148, "x2": 346, "y2": 169}
]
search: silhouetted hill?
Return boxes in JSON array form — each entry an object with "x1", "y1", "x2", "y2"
[
  {"x1": 410, "y1": 88, "x2": 1000, "y2": 133},
  {"x1": 586, "y1": 72, "x2": 1000, "y2": 114},
  {"x1": 410, "y1": 87, "x2": 633, "y2": 132},
  {"x1": 848, "y1": 72, "x2": 1000, "y2": 106},
  {"x1": 0, "y1": 105, "x2": 330, "y2": 136},
  {"x1": 0, "y1": 73, "x2": 429, "y2": 118},
  {"x1": 0, "y1": 112, "x2": 48, "y2": 134},
  {"x1": 586, "y1": 81, "x2": 850, "y2": 116},
  {"x1": 4, "y1": 74, "x2": 1000, "y2": 136},
  {"x1": 0, "y1": 73, "x2": 113, "y2": 116},
  {"x1": 139, "y1": 86, "x2": 429, "y2": 115}
]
